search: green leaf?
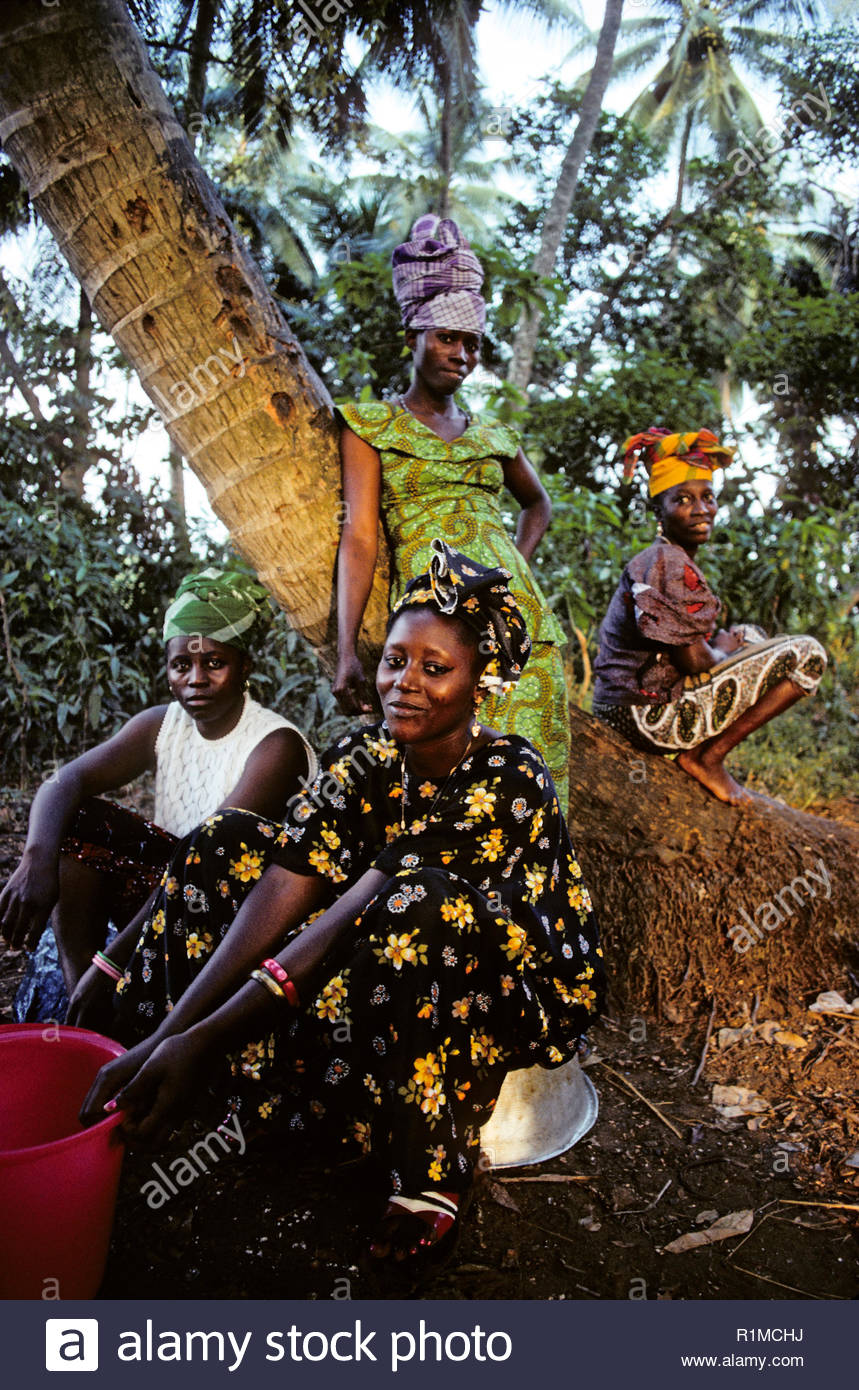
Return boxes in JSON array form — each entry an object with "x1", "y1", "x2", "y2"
[{"x1": 87, "y1": 686, "x2": 102, "y2": 729}]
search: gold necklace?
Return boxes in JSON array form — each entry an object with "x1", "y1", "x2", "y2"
[
  {"x1": 399, "y1": 730, "x2": 478, "y2": 835},
  {"x1": 397, "y1": 394, "x2": 470, "y2": 430}
]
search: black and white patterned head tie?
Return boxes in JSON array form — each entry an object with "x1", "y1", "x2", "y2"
[{"x1": 391, "y1": 538, "x2": 531, "y2": 691}]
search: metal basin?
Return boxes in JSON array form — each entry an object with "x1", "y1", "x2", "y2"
[{"x1": 479, "y1": 1056, "x2": 599, "y2": 1169}]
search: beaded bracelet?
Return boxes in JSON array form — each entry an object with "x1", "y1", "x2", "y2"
[
  {"x1": 92, "y1": 951, "x2": 122, "y2": 983},
  {"x1": 260, "y1": 957, "x2": 300, "y2": 1008},
  {"x1": 250, "y1": 968, "x2": 286, "y2": 1002}
]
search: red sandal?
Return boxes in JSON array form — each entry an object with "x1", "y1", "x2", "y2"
[{"x1": 368, "y1": 1189, "x2": 461, "y2": 1264}]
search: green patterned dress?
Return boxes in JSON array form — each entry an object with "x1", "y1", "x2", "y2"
[{"x1": 338, "y1": 401, "x2": 570, "y2": 811}]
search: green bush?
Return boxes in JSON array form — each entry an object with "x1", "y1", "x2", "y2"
[
  {"x1": 0, "y1": 484, "x2": 352, "y2": 789},
  {"x1": 0, "y1": 491, "x2": 177, "y2": 783}
]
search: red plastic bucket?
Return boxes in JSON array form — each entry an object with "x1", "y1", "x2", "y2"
[{"x1": 0, "y1": 1024, "x2": 126, "y2": 1299}]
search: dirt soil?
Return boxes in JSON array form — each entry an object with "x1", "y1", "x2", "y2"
[{"x1": 2, "y1": 810, "x2": 857, "y2": 1303}]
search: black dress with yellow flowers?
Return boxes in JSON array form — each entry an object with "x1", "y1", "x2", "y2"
[{"x1": 115, "y1": 723, "x2": 603, "y2": 1195}]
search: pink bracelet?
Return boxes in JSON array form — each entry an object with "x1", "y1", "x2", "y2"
[
  {"x1": 261, "y1": 958, "x2": 299, "y2": 1008},
  {"x1": 92, "y1": 952, "x2": 122, "y2": 983},
  {"x1": 261, "y1": 957, "x2": 288, "y2": 985}
]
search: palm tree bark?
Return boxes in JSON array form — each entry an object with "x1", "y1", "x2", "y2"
[
  {"x1": 0, "y1": 0, "x2": 389, "y2": 667},
  {"x1": 60, "y1": 288, "x2": 95, "y2": 497},
  {"x1": 507, "y1": 0, "x2": 625, "y2": 393},
  {"x1": 436, "y1": 55, "x2": 453, "y2": 219},
  {"x1": 168, "y1": 440, "x2": 192, "y2": 557},
  {"x1": 186, "y1": 0, "x2": 221, "y2": 140},
  {"x1": 665, "y1": 107, "x2": 694, "y2": 271}
]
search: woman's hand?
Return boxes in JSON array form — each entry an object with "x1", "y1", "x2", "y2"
[
  {"x1": 66, "y1": 963, "x2": 116, "y2": 1031},
  {"x1": 712, "y1": 627, "x2": 744, "y2": 656},
  {"x1": 79, "y1": 1036, "x2": 161, "y2": 1128},
  {"x1": 333, "y1": 650, "x2": 375, "y2": 715},
  {"x1": 113, "y1": 1032, "x2": 212, "y2": 1148},
  {"x1": 503, "y1": 447, "x2": 553, "y2": 562},
  {"x1": 0, "y1": 851, "x2": 58, "y2": 950}
]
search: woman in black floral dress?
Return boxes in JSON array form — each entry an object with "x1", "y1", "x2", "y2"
[{"x1": 83, "y1": 542, "x2": 604, "y2": 1264}]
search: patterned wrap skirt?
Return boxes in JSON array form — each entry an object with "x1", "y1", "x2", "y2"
[
  {"x1": 593, "y1": 633, "x2": 826, "y2": 753},
  {"x1": 61, "y1": 797, "x2": 179, "y2": 908},
  {"x1": 13, "y1": 799, "x2": 178, "y2": 1023}
]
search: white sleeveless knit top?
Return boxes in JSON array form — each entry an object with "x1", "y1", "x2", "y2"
[{"x1": 153, "y1": 695, "x2": 317, "y2": 838}]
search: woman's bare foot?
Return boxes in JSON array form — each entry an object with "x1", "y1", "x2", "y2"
[{"x1": 676, "y1": 749, "x2": 752, "y2": 805}]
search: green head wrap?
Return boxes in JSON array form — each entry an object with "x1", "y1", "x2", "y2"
[{"x1": 163, "y1": 568, "x2": 271, "y2": 653}]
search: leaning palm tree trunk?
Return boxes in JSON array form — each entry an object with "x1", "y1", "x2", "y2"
[
  {"x1": 507, "y1": 0, "x2": 625, "y2": 393},
  {"x1": 0, "y1": 0, "x2": 388, "y2": 666}
]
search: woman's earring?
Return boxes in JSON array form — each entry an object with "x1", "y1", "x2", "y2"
[
  {"x1": 471, "y1": 693, "x2": 484, "y2": 738},
  {"x1": 656, "y1": 517, "x2": 664, "y2": 538}
]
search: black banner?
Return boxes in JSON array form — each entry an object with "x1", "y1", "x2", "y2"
[{"x1": 2, "y1": 1299, "x2": 852, "y2": 1387}]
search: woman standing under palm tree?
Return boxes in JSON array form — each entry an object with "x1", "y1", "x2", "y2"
[{"x1": 332, "y1": 214, "x2": 571, "y2": 811}]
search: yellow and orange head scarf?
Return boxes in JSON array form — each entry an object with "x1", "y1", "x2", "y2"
[{"x1": 622, "y1": 426, "x2": 734, "y2": 498}]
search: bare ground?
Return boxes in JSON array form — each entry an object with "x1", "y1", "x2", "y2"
[{"x1": 1, "y1": 807, "x2": 857, "y2": 1303}]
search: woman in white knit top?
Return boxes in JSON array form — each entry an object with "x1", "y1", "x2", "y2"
[{"x1": 1, "y1": 569, "x2": 316, "y2": 1024}]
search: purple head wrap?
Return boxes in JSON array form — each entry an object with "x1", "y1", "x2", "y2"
[{"x1": 391, "y1": 214, "x2": 486, "y2": 335}]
